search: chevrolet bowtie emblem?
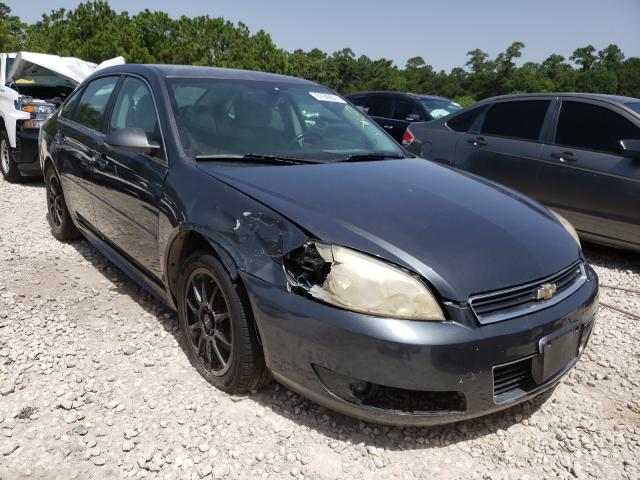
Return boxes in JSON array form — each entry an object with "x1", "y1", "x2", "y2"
[{"x1": 536, "y1": 283, "x2": 557, "y2": 301}]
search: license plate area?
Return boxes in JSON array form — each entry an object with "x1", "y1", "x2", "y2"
[{"x1": 532, "y1": 322, "x2": 581, "y2": 384}]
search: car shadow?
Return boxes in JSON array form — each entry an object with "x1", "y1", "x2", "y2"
[
  {"x1": 64, "y1": 237, "x2": 558, "y2": 450},
  {"x1": 20, "y1": 179, "x2": 45, "y2": 188},
  {"x1": 582, "y1": 242, "x2": 640, "y2": 275},
  {"x1": 249, "y1": 382, "x2": 554, "y2": 451},
  {"x1": 66, "y1": 236, "x2": 637, "y2": 451}
]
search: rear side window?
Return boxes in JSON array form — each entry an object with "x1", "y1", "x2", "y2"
[
  {"x1": 74, "y1": 76, "x2": 119, "y2": 132},
  {"x1": 392, "y1": 100, "x2": 421, "y2": 121},
  {"x1": 556, "y1": 101, "x2": 640, "y2": 154},
  {"x1": 446, "y1": 105, "x2": 485, "y2": 132},
  {"x1": 481, "y1": 100, "x2": 550, "y2": 141},
  {"x1": 367, "y1": 97, "x2": 393, "y2": 118}
]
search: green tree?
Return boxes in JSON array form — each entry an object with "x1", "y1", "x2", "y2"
[
  {"x1": 617, "y1": 58, "x2": 640, "y2": 98},
  {"x1": 5, "y1": 1, "x2": 638, "y2": 101},
  {"x1": 570, "y1": 45, "x2": 597, "y2": 70},
  {"x1": 0, "y1": 2, "x2": 26, "y2": 51}
]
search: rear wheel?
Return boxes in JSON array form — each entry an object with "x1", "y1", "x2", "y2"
[
  {"x1": 45, "y1": 167, "x2": 79, "y2": 241},
  {"x1": 177, "y1": 252, "x2": 269, "y2": 393},
  {"x1": 0, "y1": 131, "x2": 21, "y2": 183}
]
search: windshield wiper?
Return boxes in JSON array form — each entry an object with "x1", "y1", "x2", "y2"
[
  {"x1": 195, "y1": 153, "x2": 319, "y2": 165},
  {"x1": 338, "y1": 153, "x2": 409, "y2": 162}
]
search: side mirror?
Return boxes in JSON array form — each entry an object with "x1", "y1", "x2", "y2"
[
  {"x1": 356, "y1": 105, "x2": 369, "y2": 114},
  {"x1": 104, "y1": 127, "x2": 160, "y2": 155},
  {"x1": 620, "y1": 139, "x2": 640, "y2": 160}
]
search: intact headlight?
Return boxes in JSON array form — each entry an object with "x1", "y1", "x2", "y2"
[
  {"x1": 550, "y1": 210, "x2": 581, "y2": 248},
  {"x1": 285, "y1": 243, "x2": 444, "y2": 321}
]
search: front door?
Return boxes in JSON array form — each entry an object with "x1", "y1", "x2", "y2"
[
  {"x1": 537, "y1": 99, "x2": 640, "y2": 248},
  {"x1": 92, "y1": 75, "x2": 168, "y2": 279}
]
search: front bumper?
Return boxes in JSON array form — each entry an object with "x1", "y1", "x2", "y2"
[
  {"x1": 242, "y1": 265, "x2": 599, "y2": 426},
  {"x1": 12, "y1": 127, "x2": 41, "y2": 176}
]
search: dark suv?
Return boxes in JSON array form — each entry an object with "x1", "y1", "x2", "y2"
[
  {"x1": 404, "y1": 93, "x2": 640, "y2": 253},
  {"x1": 345, "y1": 91, "x2": 461, "y2": 143}
]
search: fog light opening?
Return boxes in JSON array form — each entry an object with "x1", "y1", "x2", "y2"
[{"x1": 313, "y1": 364, "x2": 466, "y2": 414}]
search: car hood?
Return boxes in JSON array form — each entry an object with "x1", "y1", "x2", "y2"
[
  {"x1": 7, "y1": 51, "x2": 125, "y2": 85},
  {"x1": 200, "y1": 159, "x2": 581, "y2": 301}
]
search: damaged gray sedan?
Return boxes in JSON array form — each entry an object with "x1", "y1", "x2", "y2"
[{"x1": 39, "y1": 64, "x2": 599, "y2": 425}]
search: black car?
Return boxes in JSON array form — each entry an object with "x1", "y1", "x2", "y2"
[
  {"x1": 345, "y1": 91, "x2": 461, "y2": 143},
  {"x1": 404, "y1": 93, "x2": 640, "y2": 253},
  {"x1": 40, "y1": 65, "x2": 598, "y2": 426}
]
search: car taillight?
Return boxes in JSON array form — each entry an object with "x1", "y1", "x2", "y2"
[{"x1": 402, "y1": 129, "x2": 415, "y2": 146}]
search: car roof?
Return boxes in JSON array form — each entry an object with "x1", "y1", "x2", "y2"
[
  {"x1": 91, "y1": 63, "x2": 319, "y2": 86},
  {"x1": 346, "y1": 91, "x2": 450, "y2": 101},
  {"x1": 483, "y1": 92, "x2": 640, "y2": 106}
]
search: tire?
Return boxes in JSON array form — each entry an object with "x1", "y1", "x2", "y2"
[
  {"x1": 45, "y1": 167, "x2": 80, "y2": 241},
  {"x1": 177, "y1": 252, "x2": 269, "y2": 393},
  {"x1": 0, "y1": 130, "x2": 22, "y2": 183}
]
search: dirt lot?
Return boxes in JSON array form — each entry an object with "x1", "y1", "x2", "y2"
[{"x1": 0, "y1": 178, "x2": 639, "y2": 480}]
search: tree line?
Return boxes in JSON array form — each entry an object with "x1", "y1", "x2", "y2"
[{"x1": 1, "y1": 1, "x2": 638, "y2": 104}]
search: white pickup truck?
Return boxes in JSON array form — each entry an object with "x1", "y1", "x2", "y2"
[{"x1": 0, "y1": 52, "x2": 124, "y2": 181}]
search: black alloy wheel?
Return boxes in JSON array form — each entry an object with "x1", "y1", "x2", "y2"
[
  {"x1": 184, "y1": 269, "x2": 233, "y2": 376},
  {"x1": 177, "y1": 252, "x2": 269, "y2": 393}
]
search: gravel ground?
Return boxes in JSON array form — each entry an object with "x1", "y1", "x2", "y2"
[{"x1": 0, "y1": 178, "x2": 638, "y2": 480}]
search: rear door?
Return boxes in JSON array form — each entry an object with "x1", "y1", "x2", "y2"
[
  {"x1": 55, "y1": 75, "x2": 120, "y2": 229},
  {"x1": 538, "y1": 99, "x2": 640, "y2": 248},
  {"x1": 92, "y1": 75, "x2": 168, "y2": 278},
  {"x1": 452, "y1": 98, "x2": 552, "y2": 198}
]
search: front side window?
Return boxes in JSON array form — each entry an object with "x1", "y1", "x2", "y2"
[
  {"x1": 167, "y1": 78, "x2": 403, "y2": 161},
  {"x1": 556, "y1": 101, "x2": 640, "y2": 154},
  {"x1": 481, "y1": 100, "x2": 550, "y2": 141},
  {"x1": 109, "y1": 76, "x2": 160, "y2": 144},
  {"x1": 74, "y1": 76, "x2": 119, "y2": 132}
]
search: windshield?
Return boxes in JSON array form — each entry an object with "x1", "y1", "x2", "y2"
[
  {"x1": 626, "y1": 102, "x2": 640, "y2": 115},
  {"x1": 5, "y1": 57, "x2": 14, "y2": 83},
  {"x1": 166, "y1": 78, "x2": 403, "y2": 161},
  {"x1": 14, "y1": 75, "x2": 75, "y2": 88},
  {"x1": 420, "y1": 98, "x2": 462, "y2": 120}
]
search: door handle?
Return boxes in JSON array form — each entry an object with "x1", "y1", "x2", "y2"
[
  {"x1": 383, "y1": 125, "x2": 394, "y2": 130},
  {"x1": 550, "y1": 151, "x2": 577, "y2": 162},
  {"x1": 467, "y1": 136, "x2": 487, "y2": 147}
]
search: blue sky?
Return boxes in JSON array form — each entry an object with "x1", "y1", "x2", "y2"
[{"x1": 8, "y1": 0, "x2": 640, "y2": 71}]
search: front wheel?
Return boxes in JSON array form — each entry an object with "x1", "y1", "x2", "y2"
[
  {"x1": 0, "y1": 131, "x2": 21, "y2": 183},
  {"x1": 177, "y1": 252, "x2": 269, "y2": 393}
]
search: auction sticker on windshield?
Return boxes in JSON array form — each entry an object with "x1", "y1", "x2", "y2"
[{"x1": 309, "y1": 92, "x2": 346, "y2": 103}]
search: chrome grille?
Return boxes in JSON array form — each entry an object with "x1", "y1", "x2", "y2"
[{"x1": 470, "y1": 261, "x2": 586, "y2": 325}]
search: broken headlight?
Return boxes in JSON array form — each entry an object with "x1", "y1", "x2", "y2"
[{"x1": 285, "y1": 243, "x2": 444, "y2": 321}]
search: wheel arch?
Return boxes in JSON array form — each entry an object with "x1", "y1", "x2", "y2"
[{"x1": 165, "y1": 227, "x2": 240, "y2": 305}]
